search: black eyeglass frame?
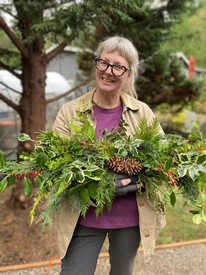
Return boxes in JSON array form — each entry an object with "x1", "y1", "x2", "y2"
[{"x1": 95, "y1": 58, "x2": 130, "y2": 77}]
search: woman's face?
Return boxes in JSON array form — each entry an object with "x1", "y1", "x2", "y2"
[{"x1": 95, "y1": 50, "x2": 130, "y2": 95}]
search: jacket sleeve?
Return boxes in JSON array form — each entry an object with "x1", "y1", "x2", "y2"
[{"x1": 52, "y1": 104, "x2": 72, "y2": 138}]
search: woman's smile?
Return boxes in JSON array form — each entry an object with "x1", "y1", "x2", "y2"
[{"x1": 101, "y1": 76, "x2": 115, "y2": 83}]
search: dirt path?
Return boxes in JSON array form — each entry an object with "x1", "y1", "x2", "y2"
[{"x1": 1, "y1": 240, "x2": 206, "y2": 275}]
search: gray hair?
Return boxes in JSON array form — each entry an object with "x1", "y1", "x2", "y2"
[{"x1": 96, "y1": 36, "x2": 139, "y2": 98}]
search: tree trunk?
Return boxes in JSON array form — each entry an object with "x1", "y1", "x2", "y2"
[
  {"x1": 17, "y1": 53, "x2": 47, "y2": 155},
  {"x1": 20, "y1": 56, "x2": 47, "y2": 136}
]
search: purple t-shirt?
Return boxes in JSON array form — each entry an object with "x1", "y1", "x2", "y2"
[{"x1": 78, "y1": 103, "x2": 139, "y2": 228}]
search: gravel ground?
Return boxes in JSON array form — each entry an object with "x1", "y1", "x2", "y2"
[{"x1": 1, "y1": 243, "x2": 206, "y2": 275}]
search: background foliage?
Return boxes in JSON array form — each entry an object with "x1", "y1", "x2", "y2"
[{"x1": 161, "y1": 0, "x2": 206, "y2": 68}]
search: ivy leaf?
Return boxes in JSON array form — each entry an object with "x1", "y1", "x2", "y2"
[
  {"x1": 170, "y1": 191, "x2": 176, "y2": 207},
  {"x1": 72, "y1": 160, "x2": 84, "y2": 167},
  {"x1": 64, "y1": 171, "x2": 73, "y2": 183},
  {"x1": 75, "y1": 170, "x2": 85, "y2": 183},
  {"x1": 90, "y1": 168, "x2": 104, "y2": 179},
  {"x1": 23, "y1": 177, "x2": 33, "y2": 196},
  {"x1": 85, "y1": 165, "x2": 99, "y2": 172},
  {"x1": 88, "y1": 156, "x2": 96, "y2": 165},
  {"x1": 18, "y1": 133, "x2": 32, "y2": 142},
  {"x1": 84, "y1": 170, "x2": 91, "y2": 178},
  {"x1": 71, "y1": 166, "x2": 85, "y2": 183},
  {"x1": 79, "y1": 187, "x2": 90, "y2": 204},
  {"x1": 0, "y1": 177, "x2": 7, "y2": 192},
  {"x1": 85, "y1": 165, "x2": 104, "y2": 179}
]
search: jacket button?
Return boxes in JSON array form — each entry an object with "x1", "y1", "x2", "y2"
[
  {"x1": 139, "y1": 201, "x2": 144, "y2": 207},
  {"x1": 145, "y1": 233, "x2": 150, "y2": 238}
]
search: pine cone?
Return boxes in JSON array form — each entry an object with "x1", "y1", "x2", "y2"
[{"x1": 106, "y1": 157, "x2": 142, "y2": 176}]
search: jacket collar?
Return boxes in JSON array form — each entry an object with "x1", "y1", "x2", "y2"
[
  {"x1": 80, "y1": 88, "x2": 140, "y2": 112},
  {"x1": 120, "y1": 91, "x2": 140, "y2": 111}
]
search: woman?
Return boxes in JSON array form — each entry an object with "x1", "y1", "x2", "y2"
[{"x1": 52, "y1": 36, "x2": 166, "y2": 275}]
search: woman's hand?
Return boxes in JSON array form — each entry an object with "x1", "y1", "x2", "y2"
[{"x1": 115, "y1": 174, "x2": 142, "y2": 196}]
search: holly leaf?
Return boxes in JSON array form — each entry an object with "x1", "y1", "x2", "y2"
[
  {"x1": 23, "y1": 177, "x2": 33, "y2": 196},
  {"x1": 165, "y1": 157, "x2": 172, "y2": 170},
  {"x1": 177, "y1": 166, "x2": 187, "y2": 177},
  {"x1": 170, "y1": 191, "x2": 176, "y2": 207},
  {"x1": 34, "y1": 175, "x2": 44, "y2": 189},
  {"x1": 188, "y1": 166, "x2": 199, "y2": 181},
  {"x1": 196, "y1": 155, "x2": 206, "y2": 164},
  {"x1": 0, "y1": 177, "x2": 7, "y2": 192}
]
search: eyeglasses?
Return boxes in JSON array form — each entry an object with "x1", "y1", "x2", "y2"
[{"x1": 95, "y1": 58, "x2": 130, "y2": 77}]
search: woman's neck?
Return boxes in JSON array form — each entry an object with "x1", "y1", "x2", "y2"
[{"x1": 93, "y1": 90, "x2": 121, "y2": 109}]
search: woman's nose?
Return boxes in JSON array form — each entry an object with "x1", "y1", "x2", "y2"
[{"x1": 105, "y1": 64, "x2": 113, "y2": 75}]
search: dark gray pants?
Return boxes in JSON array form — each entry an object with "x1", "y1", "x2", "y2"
[{"x1": 61, "y1": 224, "x2": 141, "y2": 275}]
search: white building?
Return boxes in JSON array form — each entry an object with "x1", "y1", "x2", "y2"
[{"x1": 0, "y1": 70, "x2": 72, "y2": 156}]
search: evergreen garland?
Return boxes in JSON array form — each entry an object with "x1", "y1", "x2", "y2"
[{"x1": 1, "y1": 113, "x2": 206, "y2": 225}]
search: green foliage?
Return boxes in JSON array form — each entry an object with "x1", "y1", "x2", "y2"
[
  {"x1": 161, "y1": 0, "x2": 206, "y2": 68},
  {"x1": 157, "y1": 195, "x2": 206, "y2": 244},
  {"x1": 0, "y1": 30, "x2": 21, "y2": 69},
  {"x1": 136, "y1": 52, "x2": 203, "y2": 109},
  {"x1": 76, "y1": 0, "x2": 194, "y2": 58},
  {"x1": 1, "y1": 111, "x2": 206, "y2": 226}
]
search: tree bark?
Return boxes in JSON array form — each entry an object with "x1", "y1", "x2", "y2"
[{"x1": 20, "y1": 55, "x2": 47, "y2": 138}]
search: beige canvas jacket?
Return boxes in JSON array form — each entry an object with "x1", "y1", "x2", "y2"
[{"x1": 52, "y1": 89, "x2": 166, "y2": 259}]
